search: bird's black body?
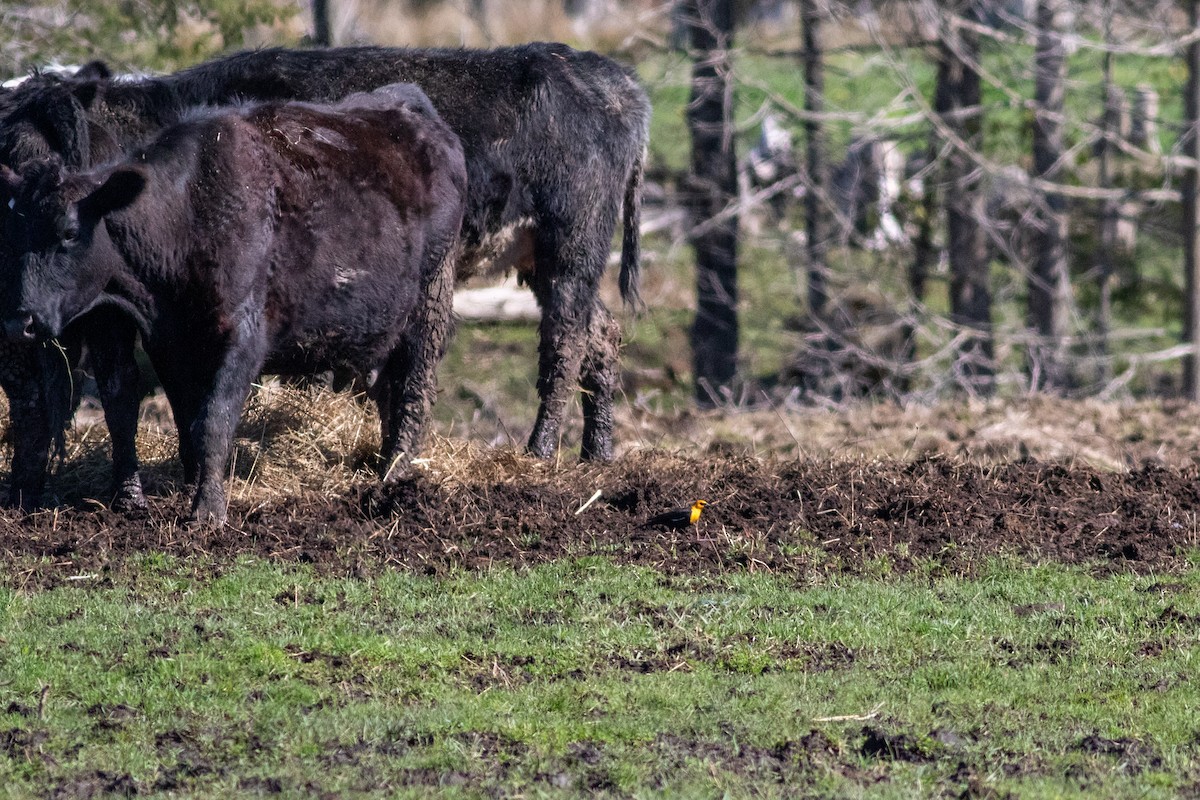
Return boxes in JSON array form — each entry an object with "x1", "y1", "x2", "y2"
[{"x1": 640, "y1": 500, "x2": 707, "y2": 531}]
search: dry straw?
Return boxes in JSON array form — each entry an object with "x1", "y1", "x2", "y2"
[{"x1": 6, "y1": 383, "x2": 1200, "y2": 511}]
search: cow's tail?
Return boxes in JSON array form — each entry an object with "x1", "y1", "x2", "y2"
[{"x1": 618, "y1": 143, "x2": 645, "y2": 312}]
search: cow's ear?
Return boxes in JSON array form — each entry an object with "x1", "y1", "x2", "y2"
[
  {"x1": 0, "y1": 165, "x2": 20, "y2": 192},
  {"x1": 75, "y1": 61, "x2": 112, "y2": 81},
  {"x1": 71, "y1": 80, "x2": 100, "y2": 110},
  {"x1": 70, "y1": 62, "x2": 111, "y2": 110},
  {"x1": 80, "y1": 167, "x2": 145, "y2": 218},
  {"x1": 0, "y1": 165, "x2": 20, "y2": 204}
]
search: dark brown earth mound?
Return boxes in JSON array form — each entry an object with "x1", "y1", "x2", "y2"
[{"x1": 3, "y1": 452, "x2": 1199, "y2": 587}]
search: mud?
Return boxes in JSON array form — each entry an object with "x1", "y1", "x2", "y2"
[{"x1": 3, "y1": 451, "x2": 1200, "y2": 587}]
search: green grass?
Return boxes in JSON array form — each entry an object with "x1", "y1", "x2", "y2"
[{"x1": 3, "y1": 556, "x2": 1200, "y2": 797}]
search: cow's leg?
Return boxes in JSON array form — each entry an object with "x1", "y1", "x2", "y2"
[
  {"x1": 378, "y1": 249, "x2": 456, "y2": 481},
  {"x1": 579, "y1": 301, "x2": 621, "y2": 462},
  {"x1": 174, "y1": 404, "x2": 201, "y2": 488},
  {"x1": 375, "y1": 380, "x2": 393, "y2": 466},
  {"x1": 527, "y1": 279, "x2": 596, "y2": 459},
  {"x1": 153, "y1": 363, "x2": 202, "y2": 487},
  {"x1": 0, "y1": 345, "x2": 52, "y2": 510},
  {"x1": 84, "y1": 310, "x2": 146, "y2": 510},
  {"x1": 1, "y1": 336, "x2": 83, "y2": 510},
  {"x1": 187, "y1": 317, "x2": 268, "y2": 526},
  {"x1": 526, "y1": 212, "x2": 618, "y2": 459},
  {"x1": 5, "y1": 399, "x2": 50, "y2": 510}
]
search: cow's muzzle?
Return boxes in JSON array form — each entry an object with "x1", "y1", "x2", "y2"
[{"x1": 3, "y1": 311, "x2": 38, "y2": 343}]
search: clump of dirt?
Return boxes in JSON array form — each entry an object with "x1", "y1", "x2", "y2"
[
  {"x1": 859, "y1": 725, "x2": 935, "y2": 763},
  {"x1": 3, "y1": 448, "x2": 1200, "y2": 588},
  {"x1": 1076, "y1": 734, "x2": 1163, "y2": 773}
]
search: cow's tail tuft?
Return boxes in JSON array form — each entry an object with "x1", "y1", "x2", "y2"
[{"x1": 618, "y1": 143, "x2": 645, "y2": 312}]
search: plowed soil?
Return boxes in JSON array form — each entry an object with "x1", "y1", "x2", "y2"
[{"x1": 4, "y1": 449, "x2": 1199, "y2": 588}]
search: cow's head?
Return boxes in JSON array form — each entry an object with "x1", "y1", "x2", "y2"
[
  {"x1": 0, "y1": 156, "x2": 144, "y2": 342},
  {"x1": 0, "y1": 72, "x2": 105, "y2": 171}
]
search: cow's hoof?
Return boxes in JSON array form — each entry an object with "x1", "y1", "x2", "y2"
[
  {"x1": 380, "y1": 451, "x2": 414, "y2": 483},
  {"x1": 184, "y1": 513, "x2": 225, "y2": 529},
  {"x1": 526, "y1": 440, "x2": 555, "y2": 460},
  {"x1": 3, "y1": 492, "x2": 42, "y2": 513},
  {"x1": 579, "y1": 444, "x2": 613, "y2": 462},
  {"x1": 185, "y1": 503, "x2": 227, "y2": 528},
  {"x1": 6, "y1": 477, "x2": 45, "y2": 512},
  {"x1": 111, "y1": 478, "x2": 148, "y2": 513}
]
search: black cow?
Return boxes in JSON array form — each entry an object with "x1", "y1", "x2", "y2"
[
  {"x1": 0, "y1": 43, "x2": 649, "y2": 509},
  {"x1": 0, "y1": 83, "x2": 466, "y2": 525},
  {"x1": 0, "y1": 60, "x2": 136, "y2": 509}
]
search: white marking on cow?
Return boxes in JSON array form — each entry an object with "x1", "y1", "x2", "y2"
[
  {"x1": 2, "y1": 64, "x2": 149, "y2": 89},
  {"x1": 3, "y1": 64, "x2": 80, "y2": 89},
  {"x1": 462, "y1": 216, "x2": 537, "y2": 280},
  {"x1": 7, "y1": 198, "x2": 13, "y2": 210}
]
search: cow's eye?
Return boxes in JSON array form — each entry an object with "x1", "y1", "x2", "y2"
[{"x1": 59, "y1": 223, "x2": 79, "y2": 243}]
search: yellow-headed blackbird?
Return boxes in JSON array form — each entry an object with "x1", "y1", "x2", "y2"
[{"x1": 641, "y1": 499, "x2": 707, "y2": 530}]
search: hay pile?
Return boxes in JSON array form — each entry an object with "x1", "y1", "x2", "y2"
[{"x1": 5, "y1": 384, "x2": 1200, "y2": 512}]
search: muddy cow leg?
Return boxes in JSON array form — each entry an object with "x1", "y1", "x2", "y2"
[
  {"x1": 526, "y1": 209, "x2": 620, "y2": 459},
  {"x1": 0, "y1": 344, "x2": 52, "y2": 509},
  {"x1": 83, "y1": 309, "x2": 146, "y2": 510},
  {"x1": 526, "y1": 281, "x2": 595, "y2": 459},
  {"x1": 378, "y1": 246, "x2": 457, "y2": 481},
  {"x1": 579, "y1": 301, "x2": 621, "y2": 462},
  {"x1": 186, "y1": 315, "x2": 270, "y2": 526}
]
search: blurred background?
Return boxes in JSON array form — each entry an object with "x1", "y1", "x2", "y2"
[{"x1": 4, "y1": 0, "x2": 1200, "y2": 463}]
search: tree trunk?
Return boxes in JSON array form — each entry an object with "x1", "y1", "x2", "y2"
[
  {"x1": 312, "y1": 0, "x2": 332, "y2": 46},
  {"x1": 910, "y1": 0, "x2": 944, "y2": 309},
  {"x1": 1028, "y1": 0, "x2": 1071, "y2": 392},
  {"x1": 685, "y1": 0, "x2": 740, "y2": 406},
  {"x1": 907, "y1": 33, "x2": 943, "y2": 375},
  {"x1": 800, "y1": 0, "x2": 829, "y2": 319},
  {"x1": 1185, "y1": 0, "x2": 1200, "y2": 400},
  {"x1": 1094, "y1": 3, "x2": 1115, "y2": 386},
  {"x1": 939, "y1": 3, "x2": 993, "y2": 394}
]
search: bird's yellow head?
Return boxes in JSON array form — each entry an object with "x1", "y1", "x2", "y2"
[{"x1": 690, "y1": 499, "x2": 708, "y2": 524}]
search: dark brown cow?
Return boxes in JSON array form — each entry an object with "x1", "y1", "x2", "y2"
[
  {"x1": 0, "y1": 43, "x2": 649, "y2": 509},
  {"x1": 0, "y1": 83, "x2": 465, "y2": 524}
]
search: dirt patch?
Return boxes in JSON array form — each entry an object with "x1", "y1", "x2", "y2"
[
  {"x1": 1076, "y1": 734, "x2": 1163, "y2": 773},
  {"x1": 860, "y1": 725, "x2": 936, "y2": 763},
  {"x1": 48, "y1": 770, "x2": 138, "y2": 799},
  {"x1": 1, "y1": 727, "x2": 49, "y2": 761},
  {"x1": 3, "y1": 452, "x2": 1200, "y2": 586}
]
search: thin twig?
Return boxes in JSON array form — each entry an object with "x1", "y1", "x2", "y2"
[{"x1": 813, "y1": 702, "x2": 884, "y2": 723}]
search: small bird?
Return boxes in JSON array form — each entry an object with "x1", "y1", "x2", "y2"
[{"x1": 640, "y1": 499, "x2": 707, "y2": 531}]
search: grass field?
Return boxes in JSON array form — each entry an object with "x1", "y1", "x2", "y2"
[
  {"x1": 3, "y1": 391, "x2": 1200, "y2": 797},
  {"x1": 3, "y1": 555, "x2": 1200, "y2": 798}
]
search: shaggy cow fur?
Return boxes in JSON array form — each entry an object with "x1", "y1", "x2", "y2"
[
  {"x1": 0, "y1": 61, "x2": 142, "y2": 509},
  {"x1": 0, "y1": 43, "x2": 649, "y2": 508},
  {"x1": 0, "y1": 84, "x2": 466, "y2": 525}
]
